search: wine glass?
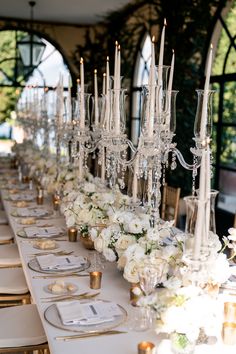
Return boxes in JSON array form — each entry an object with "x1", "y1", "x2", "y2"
[
  {"x1": 135, "y1": 259, "x2": 167, "y2": 331},
  {"x1": 138, "y1": 264, "x2": 160, "y2": 296}
]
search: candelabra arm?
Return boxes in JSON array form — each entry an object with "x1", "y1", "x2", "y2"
[{"x1": 165, "y1": 146, "x2": 202, "y2": 170}]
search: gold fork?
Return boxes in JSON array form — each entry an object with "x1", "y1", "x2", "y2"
[
  {"x1": 55, "y1": 330, "x2": 127, "y2": 341},
  {"x1": 41, "y1": 292, "x2": 100, "y2": 303},
  {"x1": 28, "y1": 251, "x2": 74, "y2": 257},
  {"x1": 33, "y1": 272, "x2": 89, "y2": 279}
]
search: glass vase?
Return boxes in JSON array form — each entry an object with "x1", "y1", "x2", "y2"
[
  {"x1": 170, "y1": 332, "x2": 196, "y2": 354},
  {"x1": 76, "y1": 92, "x2": 91, "y2": 129},
  {"x1": 109, "y1": 88, "x2": 127, "y2": 135},
  {"x1": 184, "y1": 189, "x2": 219, "y2": 236}
]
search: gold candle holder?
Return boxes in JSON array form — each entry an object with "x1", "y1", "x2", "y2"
[
  {"x1": 224, "y1": 302, "x2": 236, "y2": 322},
  {"x1": 53, "y1": 200, "x2": 60, "y2": 211},
  {"x1": 138, "y1": 341, "x2": 155, "y2": 354},
  {"x1": 68, "y1": 227, "x2": 77, "y2": 242},
  {"x1": 52, "y1": 193, "x2": 60, "y2": 202},
  {"x1": 130, "y1": 283, "x2": 142, "y2": 306},
  {"x1": 89, "y1": 271, "x2": 102, "y2": 289},
  {"x1": 36, "y1": 189, "x2": 44, "y2": 205},
  {"x1": 222, "y1": 322, "x2": 236, "y2": 345},
  {"x1": 22, "y1": 175, "x2": 29, "y2": 183}
]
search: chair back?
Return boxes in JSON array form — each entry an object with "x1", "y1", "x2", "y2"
[{"x1": 161, "y1": 183, "x2": 181, "y2": 226}]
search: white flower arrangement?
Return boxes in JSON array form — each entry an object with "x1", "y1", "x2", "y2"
[{"x1": 149, "y1": 285, "x2": 221, "y2": 342}]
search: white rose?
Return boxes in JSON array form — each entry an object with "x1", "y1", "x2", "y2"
[
  {"x1": 83, "y1": 182, "x2": 96, "y2": 193},
  {"x1": 90, "y1": 228, "x2": 98, "y2": 241},
  {"x1": 94, "y1": 236, "x2": 106, "y2": 253},
  {"x1": 103, "y1": 247, "x2": 116, "y2": 262},
  {"x1": 124, "y1": 218, "x2": 144, "y2": 234},
  {"x1": 228, "y1": 227, "x2": 236, "y2": 241},
  {"x1": 117, "y1": 254, "x2": 127, "y2": 270},
  {"x1": 123, "y1": 259, "x2": 141, "y2": 283},
  {"x1": 115, "y1": 234, "x2": 136, "y2": 251},
  {"x1": 65, "y1": 214, "x2": 76, "y2": 228}
]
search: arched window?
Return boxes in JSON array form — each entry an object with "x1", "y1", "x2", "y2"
[
  {"x1": 0, "y1": 29, "x2": 71, "y2": 123},
  {"x1": 131, "y1": 33, "x2": 152, "y2": 145},
  {"x1": 211, "y1": 1, "x2": 236, "y2": 213}
]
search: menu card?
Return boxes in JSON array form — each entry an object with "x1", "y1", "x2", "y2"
[
  {"x1": 25, "y1": 226, "x2": 62, "y2": 238},
  {"x1": 36, "y1": 254, "x2": 86, "y2": 271},
  {"x1": 10, "y1": 194, "x2": 34, "y2": 201},
  {"x1": 16, "y1": 208, "x2": 48, "y2": 217},
  {"x1": 56, "y1": 300, "x2": 123, "y2": 325}
]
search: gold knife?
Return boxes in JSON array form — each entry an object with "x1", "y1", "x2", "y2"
[{"x1": 55, "y1": 330, "x2": 127, "y2": 341}]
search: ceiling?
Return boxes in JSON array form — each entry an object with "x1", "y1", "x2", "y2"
[{"x1": 0, "y1": 0, "x2": 132, "y2": 25}]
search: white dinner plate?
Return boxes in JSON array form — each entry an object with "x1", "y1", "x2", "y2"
[
  {"x1": 44, "y1": 300, "x2": 127, "y2": 333},
  {"x1": 11, "y1": 209, "x2": 53, "y2": 218},
  {"x1": 16, "y1": 228, "x2": 64, "y2": 239},
  {"x1": 28, "y1": 257, "x2": 90, "y2": 274}
]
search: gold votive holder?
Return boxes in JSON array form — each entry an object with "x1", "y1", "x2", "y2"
[
  {"x1": 53, "y1": 199, "x2": 60, "y2": 211},
  {"x1": 22, "y1": 175, "x2": 29, "y2": 183},
  {"x1": 68, "y1": 227, "x2": 77, "y2": 242},
  {"x1": 89, "y1": 271, "x2": 102, "y2": 289},
  {"x1": 36, "y1": 195, "x2": 44, "y2": 205},
  {"x1": 130, "y1": 283, "x2": 142, "y2": 306},
  {"x1": 138, "y1": 341, "x2": 155, "y2": 354},
  {"x1": 224, "y1": 302, "x2": 236, "y2": 322},
  {"x1": 52, "y1": 193, "x2": 60, "y2": 202},
  {"x1": 222, "y1": 322, "x2": 236, "y2": 345}
]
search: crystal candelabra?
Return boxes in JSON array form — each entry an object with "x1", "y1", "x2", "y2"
[{"x1": 58, "y1": 71, "x2": 209, "y2": 229}]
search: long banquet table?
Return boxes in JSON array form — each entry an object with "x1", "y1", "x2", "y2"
[{"x1": 1, "y1": 178, "x2": 236, "y2": 354}]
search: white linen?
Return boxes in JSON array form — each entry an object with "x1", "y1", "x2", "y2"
[
  {"x1": 25, "y1": 226, "x2": 62, "y2": 238},
  {"x1": 10, "y1": 194, "x2": 34, "y2": 201},
  {"x1": 56, "y1": 300, "x2": 122, "y2": 325},
  {"x1": 36, "y1": 254, "x2": 86, "y2": 271},
  {"x1": 16, "y1": 208, "x2": 47, "y2": 217}
]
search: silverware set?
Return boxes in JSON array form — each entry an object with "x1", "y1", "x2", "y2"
[
  {"x1": 33, "y1": 272, "x2": 89, "y2": 279},
  {"x1": 41, "y1": 292, "x2": 100, "y2": 303},
  {"x1": 28, "y1": 250, "x2": 74, "y2": 257},
  {"x1": 55, "y1": 330, "x2": 127, "y2": 341}
]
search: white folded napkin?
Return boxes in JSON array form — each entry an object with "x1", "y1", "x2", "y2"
[
  {"x1": 36, "y1": 254, "x2": 86, "y2": 271},
  {"x1": 25, "y1": 226, "x2": 62, "y2": 238},
  {"x1": 8, "y1": 184, "x2": 27, "y2": 190},
  {"x1": 56, "y1": 300, "x2": 122, "y2": 326},
  {"x1": 10, "y1": 194, "x2": 34, "y2": 201},
  {"x1": 17, "y1": 208, "x2": 47, "y2": 217}
]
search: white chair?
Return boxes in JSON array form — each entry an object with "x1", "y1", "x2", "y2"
[
  {"x1": 0, "y1": 224, "x2": 14, "y2": 244},
  {"x1": 0, "y1": 268, "x2": 30, "y2": 307},
  {"x1": 0, "y1": 244, "x2": 21, "y2": 268},
  {"x1": 0, "y1": 304, "x2": 49, "y2": 353},
  {"x1": 0, "y1": 210, "x2": 8, "y2": 225}
]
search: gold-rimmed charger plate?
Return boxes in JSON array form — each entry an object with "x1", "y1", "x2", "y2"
[
  {"x1": 28, "y1": 257, "x2": 90, "y2": 274},
  {"x1": 11, "y1": 209, "x2": 53, "y2": 218},
  {"x1": 16, "y1": 228, "x2": 65, "y2": 239},
  {"x1": 44, "y1": 300, "x2": 127, "y2": 333}
]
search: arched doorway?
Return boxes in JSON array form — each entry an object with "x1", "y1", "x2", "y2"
[{"x1": 0, "y1": 29, "x2": 73, "y2": 149}]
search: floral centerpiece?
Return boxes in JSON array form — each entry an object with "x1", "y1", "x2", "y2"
[
  {"x1": 147, "y1": 285, "x2": 222, "y2": 354},
  {"x1": 61, "y1": 177, "x2": 111, "y2": 240}
]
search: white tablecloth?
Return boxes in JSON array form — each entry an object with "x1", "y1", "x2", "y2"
[{"x1": 1, "y1": 187, "x2": 236, "y2": 354}]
